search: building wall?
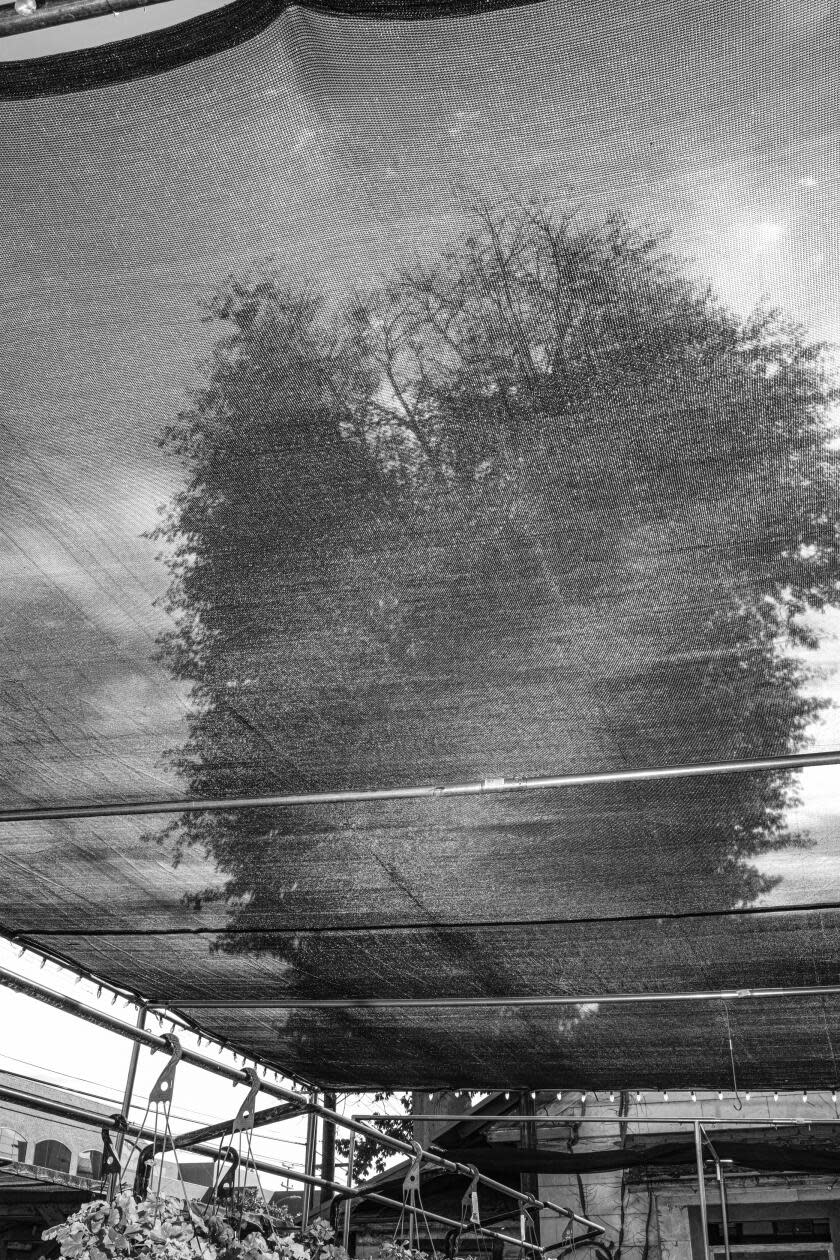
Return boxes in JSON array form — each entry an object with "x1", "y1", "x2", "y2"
[{"x1": 533, "y1": 1092, "x2": 840, "y2": 1260}]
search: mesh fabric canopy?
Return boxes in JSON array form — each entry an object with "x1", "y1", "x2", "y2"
[{"x1": 2, "y1": 0, "x2": 840, "y2": 1090}]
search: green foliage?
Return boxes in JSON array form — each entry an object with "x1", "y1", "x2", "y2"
[
  {"x1": 43, "y1": 1195, "x2": 346, "y2": 1260},
  {"x1": 334, "y1": 1092, "x2": 412, "y2": 1178}
]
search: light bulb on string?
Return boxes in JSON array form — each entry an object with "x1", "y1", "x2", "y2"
[
  {"x1": 718, "y1": 1091, "x2": 723, "y2": 1101},
  {"x1": 581, "y1": 1091, "x2": 587, "y2": 1102},
  {"x1": 39, "y1": 957, "x2": 47, "y2": 969},
  {"x1": 504, "y1": 1092, "x2": 510, "y2": 1100},
  {"x1": 745, "y1": 1092, "x2": 751, "y2": 1102},
  {"x1": 691, "y1": 1091, "x2": 697, "y2": 1103},
  {"x1": 556, "y1": 1092, "x2": 563, "y2": 1101},
  {"x1": 530, "y1": 1090, "x2": 536, "y2": 1100},
  {"x1": 773, "y1": 1091, "x2": 779, "y2": 1102},
  {"x1": 609, "y1": 1092, "x2": 615, "y2": 1103},
  {"x1": 663, "y1": 1091, "x2": 669, "y2": 1102},
  {"x1": 97, "y1": 986, "x2": 103, "y2": 998},
  {"x1": 833, "y1": 1090, "x2": 837, "y2": 1104},
  {"x1": 803, "y1": 1090, "x2": 809, "y2": 1103},
  {"x1": 635, "y1": 1092, "x2": 642, "y2": 1103}
]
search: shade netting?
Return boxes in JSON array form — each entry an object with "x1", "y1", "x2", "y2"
[{"x1": 2, "y1": 0, "x2": 840, "y2": 1090}]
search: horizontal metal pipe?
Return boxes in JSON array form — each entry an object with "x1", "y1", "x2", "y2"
[
  {"x1": 359, "y1": 1114, "x2": 840, "y2": 1125},
  {"x1": 0, "y1": 963, "x2": 307, "y2": 1097},
  {"x1": 0, "y1": 0, "x2": 189, "y2": 37},
  {"x1": 155, "y1": 982, "x2": 840, "y2": 1009},
  {"x1": 1, "y1": 748, "x2": 838, "y2": 823},
  {"x1": 0, "y1": 964, "x2": 597, "y2": 1232},
  {"x1": 0, "y1": 1082, "x2": 546, "y2": 1252}
]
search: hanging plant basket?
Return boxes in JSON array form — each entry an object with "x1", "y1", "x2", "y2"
[{"x1": 43, "y1": 1194, "x2": 350, "y2": 1260}]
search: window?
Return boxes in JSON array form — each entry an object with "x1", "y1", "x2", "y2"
[
  {"x1": 32, "y1": 1139, "x2": 72, "y2": 1174},
  {"x1": 709, "y1": 1216, "x2": 834, "y2": 1260},
  {"x1": 0, "y1": 1127, "x2": 27, "y2": 1163},
  {"x1": 77, "y1": 1149, "x2": 102, "y2": 1179}
]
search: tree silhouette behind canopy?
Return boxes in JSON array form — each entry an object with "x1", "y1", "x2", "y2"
[{"x1": 153, "y1": 200, "x2": 840, "y2": 1138}]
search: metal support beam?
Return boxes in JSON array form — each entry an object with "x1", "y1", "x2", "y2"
[
  {"x1": 0, "y1": 963, "x2": 307, "y2": 1097},
  {"x1": 700, "y1": 1126, "x2": 731, "y2": 1260},
  {"x1": 1, "y1": 747, "x2": 838, "y2": 823},
  {"x1": 156, "y1": 982, "x2": 840, "y2": 1010},
  {"x1": 0, "y1": 964, "x2": 598, "y2": 1232},
  {"x1": 300, "y1": 1096, "x2": 319, "y2": 1230},
  {"x1": 359, "y1": 1113, "x2": 840, "y2": 1124},
  {"x1": 114, "y1": 1004, "x2": 147, "y2": 1164},
  {"x1": 694, "y1": 1122, "x2": 712, "y2": 1260},
  {"x1": 0, "y1": 1083, "x2": 547, "y2": 1253},
  {"x1": 342, "y1": 1131, "x2": 356, "y2": 1251}
]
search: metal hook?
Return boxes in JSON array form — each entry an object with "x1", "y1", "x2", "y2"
[
  {"x1": 232, "y1": 1067, "x2": 261, "y2": 1133},
  {"x1": 100, "y1": 1113, "x2": 127, "y2": 1178},
  {"x1": 149, "y1": 1032, "x2": 182, "y2": 1106},
  {"x1": 461, "y1": 1168, "x2": 481, "y2": 1225}
]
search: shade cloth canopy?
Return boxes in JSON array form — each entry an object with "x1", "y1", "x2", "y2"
[{"x1": 3, "y1": 0, "x2": 840, "y2": 1091}]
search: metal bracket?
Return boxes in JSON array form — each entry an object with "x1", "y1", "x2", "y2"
[
  {"x1": 149, "y1": 1033, "x2": 182, "y2": 1106},
  {"x1": 461, "y1": 1169, "x2": 480, "y2": 1225},
  {"x1": 100, "y1": 1113, "x2": 127, "y2": 1177},
  {"x1": 232, "y1": 1067, "x2": 261, "y2": 1133}
]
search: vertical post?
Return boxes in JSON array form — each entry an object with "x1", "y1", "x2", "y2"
[
  {"x1": 301, "y1": 1099, "x2": 319, "y2": 1230},
  {"x1": 322, "y1": 1091, "x2": 336, "y2": 1186},
  {"x1": 520, "y1": 1092, "x2": 541, "y2": 1246},
  {"x1": 693, "y1": 1122, "x2": 712, "y2": 1260},
  {"x1": 715, "y1": 1156, "x2": 732, "y2": 1260},
  {"x1": 342, "y1": 1131, "x2": 356, "y2": 1252},
  {"x1": 109, "y1": 1004, "x2": 147, "y2": 1199}
]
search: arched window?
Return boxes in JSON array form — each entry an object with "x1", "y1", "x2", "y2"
[
  {"x1": 0, "y1": 1127, "x2": 27, "y2": 1163},
  {"x1": 32, "y1": 1139, "x2": 72, "y2": 1174},
  {"x1": 77, "y1": 1149, "x2": 102, "y2": 1179}
]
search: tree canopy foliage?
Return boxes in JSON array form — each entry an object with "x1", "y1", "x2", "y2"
[{"x1": 153, "y1": 200, "x2": 840, "y2": 1161}]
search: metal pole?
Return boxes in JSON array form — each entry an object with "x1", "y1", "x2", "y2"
[
  {"x1": 358, "y1": 1114, "x2": 839, "y2": 1125},
  {"x1": 1, "y1": 746, "x2": 838, "y2": 823},
  {"x1": 160, "y1": 983, "x2": 840, "y2": 1010},
  {"x1": 694, "y1": 1121, "x2": 712, "y2": 1260},
  {"x1": 0, "y1": 1083, "x2": 549, "y2": 1253},
  {"x1": 0, "y1": 964, "x2": 598, "y2": 1230},
  {"x1": 301, "y1": 1094, "x2": 319, "y2": 1230},
  {"x1": 715, "y1": 1158, "x2": 732, "y2": 1260},
  {"x1": 115, "y1": 1004, "x2": 147, "y2": 1160},
  {"x1": 322, "y1": 1090, "x2": 336, "y2": 1186},
  {"x1": 342, "y1": 1131, "x2": 356, "y2": 1252}
]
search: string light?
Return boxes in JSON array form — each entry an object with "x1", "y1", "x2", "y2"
[
  {"x1": 581, "y1": 1091, "x2": 587, "y2": 1102},
  {"x1": 504, "y1": 1092, "x2": 510, "y2": 1100},
  {"x1": 96, "y1": 986, "x2": 102, "y2": 998},
  {"x1": 609, "y1": 1091, "x2": 615, "y2": 1103},
  {"x1": 833, "y1": 1089, "x2": 837, "y2": 1104},
  {"x1": 39, "y1": 957, "x2": 47, "y2": 970},
  {"x1": 691, "y1": 1091, "x2": 697, "y2": 1103},
  {"x1": 556, "y1": 1092, "x2": 563, "y2": 1101},
  {"x1": 773, "y1": 1091, "x2": 779, "y2": 1103},
  {"x1": 530, "y1": 1090, "x2": 536, "y2": 1100},
  {"x1": 17, "y1": 947, "x2": 25, "y2": 958},
  {"x1": 635, "y1": 1092, "x2": 642, "y2": 1103},
  {"x1": 745, "y1": 1091, "x2": 751, "y2": 1102},
  {"x1": 663, "y1": 1091, "x2": 669, "y2": 1102},
  {"x1": 718, "y1": 1091, "x2": 723, "y2": 1101},
  {"x1": 803, "y1": 1090, "x2": 809, "y2": 1103}
]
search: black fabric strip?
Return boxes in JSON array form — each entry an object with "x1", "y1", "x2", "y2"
[
  {"x1": 442, "y1": 1141, "x2": 840, "y2": 1174},
  {"x1": 18, "y1": 900, "x2": 840, "y2": 937},
  {"x1": 0, "y1": 0, "x2": 541, "y2": 100}
]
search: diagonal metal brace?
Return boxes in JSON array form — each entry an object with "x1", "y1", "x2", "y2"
[
  {"x1": 232, "y1": 1067, "x2": 261, "y2": 1133},
  {"x1": 149, "y1": 1033, "x2": 182, "y2": 1106}
]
